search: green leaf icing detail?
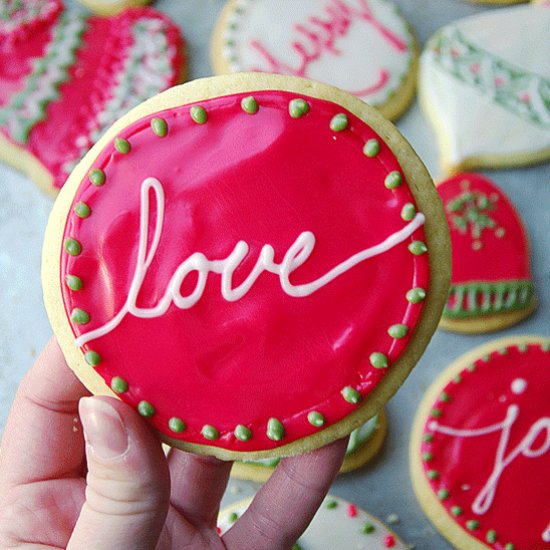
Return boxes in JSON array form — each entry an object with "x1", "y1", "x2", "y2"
[
  {"x1": 401, "y1": 203, "x2": 416, "y2": 221},
  {"x1": 114, "y1": 137, "x2": 131, "y2": 154},
  {"x1": 190, "y1": 105, "x2": 208, "y2": 124},
  {"x1": 406, "y1": 288, "x2": 426, "y2": 303},
  {"x1": 234, "y1": 424, "x2": 252, "y2": 441},
  {"x1": 329, "y1": 113, "x2": 348, "y2": 131},
  {"x1": 466, "y1": 520, "x2": 480, "y2": 531},
  {"x1": 369, "y1": 352, "x2": 388, "y2": 369},
  {"x1": 341, "y1": 386, "x2": 362, "y2": 404},
  {"x1": 65, "y1": 275, "x2": 83, "y2": 291},
  {"x1": 202, "y1": 424, "x2": 219, "y2": 440},
  {"x1": 84, "y1": 350, "x2": 101, "y2": 366},
  {"x1": 71, "y1": 308, "x2": 90, "y2": 325},
  {"x1": 241, "y1": 96, "x2": 259, "y2": 114},
  {"x1": 486, "y1": 530, "x2": 497, "y2": 543},
  {"x1": 267, "y1": 418, "x2": 284, "y2": 441},
  {"x1": 89, "y1": 168, "x2": 105, "y2": 186},
  {"x1": 111, "y1": 376, "x2": 128, "y2": 394},
  {"x1": 288, "y1": 98, "x2": 309, "y2": 118},
  {"x1": 388, "y1": 324, "x2": 408, "y2": 338},
  {"x1": 307, "y1": 411, "x2": 326, "y2": 428},
  {"x1": 438, "y1": 489, "x2": 450, "y2": 500},
  {"x1": 74, "y1": 202, "x2": 91, "y2": 218},
  {"x1": 64, "y1": 238, "x2": 81, "y2": 256},
  {"x1": 408, "y1": 241, "x2": 428, "y2": 255},
  {"x1": 451, "y1": 506, "x2": 463, "y2": 516},
  {"x1": 151, "y1": 117, "x2": 168, "y2": 137},
  {"x1": 363, "y1": 138, "x2": 380, "y2": 157},
  {"x1": 384, "y1": 171, "x2": 402, "y2": 189},
  {"x1": 361, "y1": 522, "x2": 375, "y2": 534},
  {"x1": 138, "y1": 401, "x2": 155, "y2": 418},
  {"x1": 169, "y1": 417, "x2": 186, "y2": 433}
]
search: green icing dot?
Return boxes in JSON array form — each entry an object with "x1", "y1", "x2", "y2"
[
  {"x1": 84, "y1": 350, "x2": 101, "y2": 366},
  {"x1": 234, "y1": 424, "x2": 252, "y2": 441},
  {"x1": 423, "y1": 433, "x2": 434, "y2": 442},
  {"x1": 169, "y1": 417, "x2": 186, "y2": 433},
  {"x1": 467, "y1": 364, "x2": 477, "y2": 372},
  {"x1": 440, "y1": 392, "x2": 451, "y2": 402},
  {"x1": 71, "y1": 308, "x2": 90, "y2": 325},
  {"x1": 267, "y1": 418, "x2": 284, "y2": 441},
  {"x1": 438, "y1": 489, "x2": 450, "y2": 500},
  {"x1": 498, "y1": 346, "x2": 509, "y2": 355},
  {"x1": 431, "y1": 408, "x2": 442, "y2": 418},
  {"x1": 423, "y1": 452, "x2": 433, "y2": 461},
  {"x1": 64, "y1": 238, "x2": 81, "y2": 256},
  {"x1": 307, "y1": 411, "x2": 326, "y2": 428},
  {"x1": 292, "y1": 544, "x2": 302, "y2": 550},
  {"x1": 65, "y1": 274, "x2": 83, "y2": 291},
  {"x1": 341, "y1": 386, "x2": 362, "y2": 404},
  {"x1": 401, "y1": 203, "x2": 416, "y2": 221},
  {"x1": 370, "y1": 352, "x2": 388, "y2": 369},
  {"x1": 325, "y1": 499, "x2": 338, "y2": 509},
  {"x1": 88, "y1": 168, "x2": 105, "y2": 186},
  {"x1": 466, "y1": 520, "x2": 480, "y2": 531},
  {"x1": 111, "y1": 376, "x2": 128, "y2": 394},
  {"x1": 454, "y1": 374, "x2": 463, "y2": 383},
  {"x1": 138, "y1": 401, "x2": 155, "y2": 418},
  {"x1": 541, "y1": 342, "x2": 550, "y2": 352},
  {"x1": 74, "y1": 202, "x2": 91, "y2": 218},
  {"x1": 486, "y1": 530, "x2": 497, "y2": 543},
  {"x1": 427, "y1": 470, "x2": 439, "y2": 480},
  {"x1": 288, "y1": 98, "x2": 309, "y2": 118},
  {"x1": 151, "y1": 117, "x2": 168, "y2": 137},
  {"x1": 451, "y1": 506, "x2": 463, "y2": 516},
  {"x1": 229, "y1": 512, "x2": 239, "y2": 523},
  {"x1": 409, "y1": 241, "x2": 428, "y2": 255},
  {"x1": 190, "y1": 105, "x2": 208, "y2": 124},
  {"x1": 504, "y1": 544, "x2": 515, "y2": 550},
  {"x1": 388, "y1": 324, "x2": 408, "y2": 338},
  {"x1": 202, "y1": 424, "x2": 219, "y2": 440},
  {"x1": 363, "y1": 138, "x2": 380, "y2": 157},
  {"x1": 406, "y1": 287, "x2": 426, "y2": 303},
  {"x1": 518, "y1": 343, "x2": 528, "y2": 353},
  {"x1": 114, "y1": 137, "x2": 131, "y2": 154},
  {"x1": 361, "y1": 522, "x2": 375, "y2": 534},
  {"x1": 330, "y1": 113, "x2": 348, "y2": 132},
  {"x1": 241, "y1": 96, "x2": 259, "y2": 114},
  {"x1": 384, "y1": 171, "x2": 402, "y2": 189}
]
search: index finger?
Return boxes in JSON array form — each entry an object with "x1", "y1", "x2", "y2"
[{"x1": 0, "y1": 337, "x2": 90, "y2": 490}]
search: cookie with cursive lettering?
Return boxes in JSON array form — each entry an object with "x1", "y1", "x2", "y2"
[
  {"x1": 410, "y1": 336, "x2": 550, "y2": 550},
  {"x1": 219, "y1": 494, "x2": 409, "y2": 548},
  {"x1": 0, "y1": 0, "x2": 184, "y2": 194},
  {"x1": 438, "y1": 173, "x2": 536, "y2": 334},
  {"x1": 43, "y1": 73, "x2": 450, "y2": 460},
  {"x1": 211, "y1": 0, "x2": 418, "y2": 121},
  {"x1": 231, "y1": 410, "x2": 387, "y2": 481},
  {"x1": 420, "y1": 4, "x2": 550, "y2": 174},
  {"x1": 75, "y1": 0, "x2": 153, "y2": 16}
]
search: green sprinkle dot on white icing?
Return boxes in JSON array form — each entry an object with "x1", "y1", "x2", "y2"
[
  {"x1": 363, "y1": 139, "x2": 380, "y2": 158},
  {"x1": 401, "y1": 203, "x2": 416, "y2": 221},
  {"x1": 202, "y1": 424, "x2": 219, "y2": 440},
  {"x1": 114, "y1": 137, "x2": 131, "y2": 154},
  {"x1": 408, "y1": 241, "x2": 428, "y2": 255},
  {"x1": 138, "y1": 401, "x2": 155, "y2": 418},
  {"x1": 190, "y1": 105, "x2": 208, "y2": 124},
  {"x1": 307, "y1": 411, "x2": 326, "y2": 428},
  {"x1": 384, "y1": 171, "x2": 402, "y2": 189},
  {"x1": 229, "y1": 512, "x2": 239, "y2": 523},
  {"x1": 241, "y1": 96, "x2": 259, "y2": 114},
  {"x1": 330, "y1": 113, "x2": 348, "y2": 132},
  {"x1": 341, "y1": 386, "x2": 362, "y2": 404},
  {"x1": 89, "y1": 168, "x2": 105, "y2": 186},
  {"x1": 267, "y1": 418, "x2": 284, "y2": 441},
  {"x1": 84, "y1": 350, "x2": 101, "y2": 366},
  {"x1": 362, "y1": 522, "x2": 375, "y2": 534},
  {"x1": 370, "y1": 352, "x2": 388, "y2": 369},
  {"x1": 406, "y1": 288, "x2": 426, "y2": 303},
  {"x1": 388, "y1": 324, "x2": 408, "y2": 338},
  {"x1": 325, "y1": 499, "x2": 338, "y2": 509},
  {"x1": 71, "y1": 308, "x2": 90, "y2": 325},
  {"x1": 111, "y1": 376, "x2": 128, "y2": 394},
  {"x1": 65, "y1": 274, "x2": 83, "y2": 291},
  {"x1": 234, "y1": 424, "x2": 252, "y2": 441},
  {"x1": 288, "y1": 98, "x2": 309, "y2": 118},
  {"x1": 151, "y1": 117, "x2": 168, "y2": 137},
  {"x1": 74, "y1": 202, "x2": 91, "y2": 218},
  {"x1": 169, "y1": 417, "x2": 186, "y2": 433}
]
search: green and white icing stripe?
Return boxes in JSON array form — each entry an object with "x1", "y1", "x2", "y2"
[
  {"x1": 61, "y1": 17, "x2": 176, "y2": 176},
  {"x1": 0, "y1": 0, "x2": 59, "y2": 35},
  {"x1": 429, "y1": 26, "x2": 550, "y2": 129},
  {"x1": 444, "y1": 280, "x2": 535, "y2": 320},
  {"x1": 0, "y1": 12, "x2": 86, "y2": 143}
]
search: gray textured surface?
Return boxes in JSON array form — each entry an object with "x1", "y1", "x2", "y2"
[{"x1": 0, "y1": 1, "x2": 549, "y2": 548}]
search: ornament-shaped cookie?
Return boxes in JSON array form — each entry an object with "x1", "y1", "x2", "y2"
[
  {"x1": 438, "y1": 173, "x2": 536, "y2": 333},
  {"x1": 420, "y1": 5, "x2": 550, "y2": 174},
  {"x1": 411, "y1": 336, "x2": 550, "y2": 550},
  {"x1": 42, "y1": 73, "x2": 450, "y2": 461},
  {"x1": 211, "y1": 0, "x2": 418, "y2": 121},
  {"x1": 0, "y1": 0, "x2": 184, "y2": 193}
]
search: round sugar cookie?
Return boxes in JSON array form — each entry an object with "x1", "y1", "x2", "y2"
[
  {"x1": 0, "y1": 0, "x2": 185, "y2": 194},
  {"x1": 211, "y1": 0, "x2": 418, "y2": 121},
  {"x1": 43, "y1": 73, "x2": 450, "y2": 461},
  {"x1": 231, "y1": 410, "x2": 387, "y2": 482},
  {"x1": 419, "y1": 5, "x2": 550, "y2": 174},
  {"x1": 437, "y1": 173, "x2": 536, "y2": 333},
  {"x1": 410, "y1": 336, "x2": 550, "y2": 550},
  {"x1": 218, "y1": 495, "x2": 409, "y2": 549},
  {"x1": 76, "y1": 0, "x2": 153, "y2": 16}
]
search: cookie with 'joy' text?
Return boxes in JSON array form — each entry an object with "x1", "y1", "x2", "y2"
[{"x1": 43, "y1": 73, "x2": 450, "y2": 461}]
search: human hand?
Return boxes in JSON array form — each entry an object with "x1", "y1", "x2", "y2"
[{"x1": 0, "y1": 338, "x2": 347, "y2": 549}]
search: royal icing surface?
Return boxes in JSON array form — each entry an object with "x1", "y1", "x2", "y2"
[
  {"x1": 437, "y1": 174, "x2": 534, "y2": 320},
  {"x1": 58, "y1": 90, "x2": 430, "y2": 452},
  {"x1": 218, "y1": 495, "x2": 408, "y2": 549},
  {"x1": 0, "y1": 3, "x2": 183, "y2": 189},
  {"x1": 419, "y1": 340, "x2": 550, "y2": 549},
  {"x1": 219, "y1": 0, "x2": 415, "y2": 109},
  {"x1": 420, "y1": 6, "x2": 550, "y2": 169}
]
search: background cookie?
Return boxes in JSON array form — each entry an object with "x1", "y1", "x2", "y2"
[
  {"x1": 219, "y1": 495, "x2": 409, "y2": 549},
  {"x1": 76, "y1": 0, "x2": 153, "y2": 16},
  {"x1": 231, "y1": 410, "x2": 388, "y2": 482},
  {"x1": 410, "y1": 336, "x2": 550, "y2": 550},
  {"x1": 420, "y1": 4, "x2": 550, "y2": 174},
  {"x1": 211, "y1": 0, "x2": 418, "y2": 121},
  {"x1": 438, "y1": 173, "x2": 536, "y2": 333},
  {"x1": 42, "y1": 73, "x2": 450, "y2": 460},
  {"x1": 0, "y1": 0, "x2": 185, "y2": 193}
]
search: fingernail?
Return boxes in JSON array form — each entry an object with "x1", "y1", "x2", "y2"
[{"x1": 80, "y1": 397, "x2": 129, "y2": 460}]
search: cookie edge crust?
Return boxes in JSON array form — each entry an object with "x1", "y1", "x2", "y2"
[
  {"x1": 42, "y1": 72, "x2": 451, "y2": 461},
  {"x1": 409, "y1": 334, "x2": 550, "y2": 550}
]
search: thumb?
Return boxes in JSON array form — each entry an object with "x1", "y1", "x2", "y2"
[{"x1": 68, "y1": 396, "x2": 170, "y2": 550}]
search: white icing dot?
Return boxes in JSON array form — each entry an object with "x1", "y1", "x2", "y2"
[
  {"x1": 461, "y1": 484, "x2": 471, "y2": 491},
  {"x1": 511, "y1": 378, "x2": 527, "y2": 394},
  {"x1": 427, "y1": 420, "x2": 438, "y2": 430}
]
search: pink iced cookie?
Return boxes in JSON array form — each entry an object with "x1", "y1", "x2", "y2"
[
  {"x1": 411, "y1": 336, "x2": 550, "y2": 550},
  {"x1": 43, "y1": 74, "x2": 449, "y2": 460},
  {"x1": 0, "y1": 0, "x2": 184, "y2": 193}
]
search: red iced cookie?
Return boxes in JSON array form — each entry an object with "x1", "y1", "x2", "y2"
[
  {"x1": 43, "y1": 74, "x2": 449, "y2": 459},
  {"x1": 411, "y1": 336, "x2": 550, "y2": 550},
  {"x1": 0, "y1": 0, "x2": 184, "y2": 192},
  {"x1": 437, "y1": 173, "x2": 536, "y2": 333}
]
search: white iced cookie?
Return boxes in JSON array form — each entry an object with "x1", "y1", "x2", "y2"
[
  {"x1": 218, "y1": 495, "x2": 408, "y2": 549},
  {"x1": 211, "y1": 0, "x2": 418, "y2": 121},
  {"x1": 76, "y1": 0, "x2": 153, "y2": 16},
  {"x1": 420, "y1": 5, "x2": 550, "y2": 174}
]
